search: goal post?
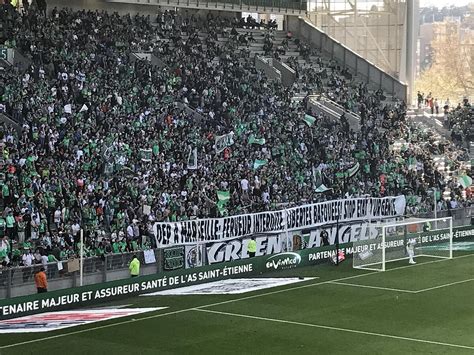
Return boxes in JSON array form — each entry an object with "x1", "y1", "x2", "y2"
[{"x1": 353, "y1": 217, "x2": 453, "y2": 272}]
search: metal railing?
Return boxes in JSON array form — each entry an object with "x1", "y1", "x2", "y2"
[{"x1": 0, "y1": 249, "x2": 160, "y2": 297}]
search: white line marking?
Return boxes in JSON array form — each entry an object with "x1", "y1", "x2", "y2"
[
  {"x1": 92, "y1": 304, "x2": 133, "y2": 309},
  {"x1": 435, "y1": 119, "x2": 443, "y2": 127},
  {"x1": 194, "y1": 308, "x2": 474, "y2": 351},
  {"x1": 1, "y1": 254, "x2": 472, "y2": 350},
  {"x1": 328, "y1": 281, "x2": 416, "y2": 293},
  {"x1": 414, "y1": 278, "x2": 474, "y2": 294}
]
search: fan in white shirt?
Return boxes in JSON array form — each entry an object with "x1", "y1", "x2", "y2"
[{"x1": 240, "y1": 178, "x2": 249, "y2": 192}]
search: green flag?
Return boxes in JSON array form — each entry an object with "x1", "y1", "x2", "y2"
[
  {"x1": 336, "y1": 162, "x2": 360, "y2": 179},
  {"x1": 253, "y1": 159, "x2": 268, "y2": 170},
  {"x1": 216, "y1": 190, "x2": 230, "y2": 216},
  {"x1": 303, "y1": 114, "x2": 316, "y2": 127},
  {"x1": 407, "y1": 156, "x2": 417, "y2": 170},
  {"x1": 217, "y1": 190, "x2": 230, "y2": 202},
  {"x1": 458, "y1": 175, "x2": 472, "y2": 189},
  {"x1": 216, "y1": 201, "x2": 228, "y2": 216},
  {"x1": 315, "y1": 184, "x2": 331, "y2": 193},
  {"x1": 140, "y1": 149, "x2": 152, "y2": 162},
  {"x1": 248, "y1": 135, "x2": 266, "y2": 145}
]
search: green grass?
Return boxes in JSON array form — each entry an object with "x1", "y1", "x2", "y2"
[{"x1": 1, "y1": 252, "x2": 473, "y2": 355}]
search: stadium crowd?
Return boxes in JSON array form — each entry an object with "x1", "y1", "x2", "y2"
[
  {"x1": 445, "y1": 100, "x2": 473, "y2": 148},
  {"x1": 0, "y1": 5, "x2": 471, "y2": 270}
]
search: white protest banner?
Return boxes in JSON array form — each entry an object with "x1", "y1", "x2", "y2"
[
  {"x1": 153, "y1": 196, "x2": 406, "y2": 246},
  {"x1": 215, "y1": 132, "x2": 234, "y2": 153}
]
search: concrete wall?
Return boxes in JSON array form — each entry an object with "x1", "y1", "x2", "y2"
[
  {"x1": 255, "y1": 56, "x2": 281, "y2": 82},
  {"x1": 307, "y1": 95, "x2": 360, "y2": 132},
  {"x1": 0, "y1": 113, "x2": 22, "y2": 133},
  {"x1": 2, "y1": 48, "x2": 31, "y2": 73},
  {"x1": 272, "y1": 59, "x2": 296, "y2": 87},
  {"x1": 287, "y1": 17, "x2": 408, "y2": 102},
  {"x1": 130, "y1": 52, "x2": 166, "y2": 69}
]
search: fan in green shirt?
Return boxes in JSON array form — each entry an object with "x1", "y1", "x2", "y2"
[
  {"x1": 6, "y1": 215, "x2": 15, "y2": 229},
  {"x1": 119, "y1": 240, "x2": 127, "y2": 253},
  {"x1": 96, "y1": 246, "x2": 105, "y2": 257},
  {"x1": 112, "y1": 241, "x2": 120, "y2": 254},
  {"x1": 2, "y1": 184, "x2": 9, "y2": 197},
  {"x1": 47, "y1": 253, "x2": 58, "y2": 263},
  {"x1": 59, "y1": 250, "x2": 68, "y2": 260}
]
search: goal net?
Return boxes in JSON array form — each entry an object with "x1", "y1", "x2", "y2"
[{"x1": 353, "y1": 217, "x2": 453, "y2": 271}]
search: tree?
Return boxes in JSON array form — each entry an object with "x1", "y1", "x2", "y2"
[{"x1": 415, "y1": 18, "x2": 474, "y2": 102}]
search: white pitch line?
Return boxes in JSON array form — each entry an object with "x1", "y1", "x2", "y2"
[
  {"x1": 328, "y1": 281, "x2": 417, "y2": 293},
  {"x1": 1, "y1": 254, "x2": 473, "y2": 350},
  {"x1": 194, "y1": 308, "x2": 474, "y2": 351},
  {"x1": 414, "y1": 278, "x2": 474, "y2": 294}
]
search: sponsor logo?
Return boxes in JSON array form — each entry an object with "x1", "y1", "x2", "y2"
[
  {"x1": 0, "y1": 308, "x2": 165, "y2": 333},
  {"x1": 265, "y1": 252, "x2": 301, "y2": 270},
  {"x1": 142, "y1": 278, "x2": 315, "y2": 296}
]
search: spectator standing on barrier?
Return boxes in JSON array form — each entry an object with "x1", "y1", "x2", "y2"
[
  {"x1": 248, "y1": 237, "x2": 257, "y2": 258},
  {"x1": 129, "y1": 255, "x2": 140, "y2": 278},
  {"x1": 34, "y1": 267, "x2": 48, "y2": 293}
]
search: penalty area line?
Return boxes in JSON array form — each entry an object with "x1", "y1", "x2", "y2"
[
  {"x1": 194, "y1": 308, "x2": 474, "y2": 351},
  {"x1": 327, "y1": 281, "x2": 417, "y2": 293},
  {"x1": 414, "y1": 278, "x2": 474, "y2": 293}
]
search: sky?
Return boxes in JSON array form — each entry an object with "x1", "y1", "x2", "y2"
[{"x1": 420, "y1": 0, "x2": 472, "y2": 7}]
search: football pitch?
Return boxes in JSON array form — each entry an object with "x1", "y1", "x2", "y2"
[{"x1": 0, "y1": 253, "x2": 473, "y2": 355}]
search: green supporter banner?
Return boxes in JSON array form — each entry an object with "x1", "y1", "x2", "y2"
[
  {"x1": 163, "y1": 246, "x2": 185, "y2": 271},
  {"x1": 0, "y1": 225, "x2": 472, "y2": 320}
]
